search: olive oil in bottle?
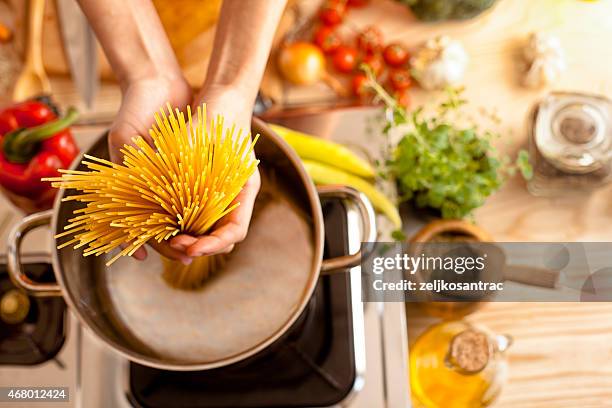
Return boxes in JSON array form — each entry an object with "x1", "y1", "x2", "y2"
[{"x1": 410, "y1": 321, "x2": 512, "y2": 408}]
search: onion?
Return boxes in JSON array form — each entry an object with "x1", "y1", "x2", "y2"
[{"x1": 277, "y1": 42, "x2": 326, "y2": 86}]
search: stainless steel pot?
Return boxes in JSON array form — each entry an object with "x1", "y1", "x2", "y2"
[{"x1": 7, "y1": 118, "x2": 376, "y2": 371}]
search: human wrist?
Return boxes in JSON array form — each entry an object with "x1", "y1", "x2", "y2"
[
  {"x1": 118, "y1": 64, "x2": 187, "y2": 94},
  {"x1": 196, "y1": 82, "x2": 257, "y2": 112}
]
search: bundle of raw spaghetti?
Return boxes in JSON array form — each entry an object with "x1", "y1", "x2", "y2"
[
  {"x1": 161, "y1": 254, "x2": 227, "y2": 289},
  {"x1": 45, "y1": 103, "x2": 259, "y2": 267}
]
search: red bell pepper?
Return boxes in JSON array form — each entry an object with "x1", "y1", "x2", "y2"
[{"x1": 0, "y1": 101, "x2": 79, "y2": 214}]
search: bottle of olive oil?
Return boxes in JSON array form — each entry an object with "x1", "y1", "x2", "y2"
[
  {"x1": 415, "y1": 301, "x2": 482, "y2": 320},
  {"x1": 410, "y1": 321, "x2": 512, "y2": 408}
]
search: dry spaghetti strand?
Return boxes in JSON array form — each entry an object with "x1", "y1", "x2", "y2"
[{"x1": 45, "y1": 103, "x2": 259, "y2": 266}]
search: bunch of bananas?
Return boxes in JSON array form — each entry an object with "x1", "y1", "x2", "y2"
[{"x1": 271, "y1": 124, "x2": 401, "y2": 228}]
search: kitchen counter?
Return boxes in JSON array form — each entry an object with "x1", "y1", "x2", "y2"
[{"x1": 3, "y1": 0, "x2": 612, "y2": 407}]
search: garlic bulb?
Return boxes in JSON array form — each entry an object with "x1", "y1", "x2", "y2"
[
  {"x1": 411, "y1": 36, "x2": 468, "y2": 91},
  {"x1": 522, "y1": 32, "x2": 566, "y2": 88}
]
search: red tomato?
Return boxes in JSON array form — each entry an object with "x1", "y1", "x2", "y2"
[
  {"x1": 389, "y1": 68, "x2": 412, "y2": 91},
  {"x1": 383, "y1": 43, "x2": 410, "y2": 67},
  {"x1": 352, "y1": 74, "x2": 369, "y2": 96},
  {"x1": 313, "y1": 26, "x2": 342, "y2": 55},
  {"x1": 319, "y1": 0, "x2": 347, "y2": 26},
  {"x1": 357, "y1": 26, "x2": 383, "y2": 54},
  {"x1": 332, "y1": 46, "x2": 358, "y2": 73},
  {"x1": 347, "y1": 0, "x2": 370, "y2": 7},
  {"x1": 362, "y1": 53, "x2": 384, "y2": 76},
  {"x1": 395, "y1": 89, "x2": 411, "y2": 108}
]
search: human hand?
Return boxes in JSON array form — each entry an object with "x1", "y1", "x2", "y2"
[
  {"x1": 167, "y1": 85, "x2": 261, "y2": 257},
  {"x1": 109, "y1": 75, "x2": 194, "y2": 264},
  {"x1": 108, "y1": 76, "x2": 192, "y2": 162}
]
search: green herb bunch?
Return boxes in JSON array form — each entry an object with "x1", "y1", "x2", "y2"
[{"x1": 364, "y1": 68, "x2": 532, "y2": 219}]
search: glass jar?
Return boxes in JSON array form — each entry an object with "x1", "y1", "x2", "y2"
[
  {"x1": 527, "y1": 91, "x2": 612, "y2": 196},
  {"x1": 410, "y1": 320, "x2": 512, "y2": 408}
]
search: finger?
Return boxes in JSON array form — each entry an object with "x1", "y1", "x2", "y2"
[
  {"x1": 148, "y1": 240, "x2": 193, "y2": 265},
  {"x1": 108, "y1": 128, "x2": 133, "y2": 164},
  {"x1": 108, "y1": 123, "x2": 152, "y2": 164},
  {"x1": 119, "y1": 242, "x2": 147, "y2": 261},
  {"x1": 185, "y1": 222, "x2": 245, "y2": 257},
  {"x1": 185, "y1": 173, "x2": 260, "y2": 257},
  {"x1": 169, "y1": 234, "x2": 198, "y2": 252},
  {"x1": 220, "y1": 244, "x2": 235, "y2": 254},
  {"x1": 233, "y1": 172, "x2": 260, "y2": 227},
  {"x1": 131, "y1": 247, "x2": 147, "y2": 261}
]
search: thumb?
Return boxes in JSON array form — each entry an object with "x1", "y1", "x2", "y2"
[{"x1": 108, "y1": 122, "x2": 150, "y2": 164}]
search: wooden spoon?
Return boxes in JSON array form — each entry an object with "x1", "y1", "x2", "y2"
[{"x1": 13, "y1": 0, "x2": 51, "y2": 101}]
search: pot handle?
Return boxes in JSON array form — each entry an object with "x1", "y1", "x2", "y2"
[
  {"x1": 503, "y1": 264, "x2": 560, "y2": 288},
  {"x1": 7, "y1": 210, "x2": 61, "y2": 297},
  {"x1": 318, "y1": 185, "x2": 377, "y2": 274}
]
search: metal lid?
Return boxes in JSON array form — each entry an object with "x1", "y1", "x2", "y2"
[{"x1": 534, "y1": 93, "x2": 612, "y2": 174}]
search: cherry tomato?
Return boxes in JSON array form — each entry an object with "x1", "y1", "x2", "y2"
[
  {"x1": 313, "y1": 26, "x2": 342, "y2": 55},
  {"x1": 395, "y1": 88, "x2": 411, "y2": 108},
  {"x1": 352, "y1": 74, "x2": 369, "y2": 97},
  {"x1": 319, "y1": 0, "x2": 347, "y2": 26},
  {"x1": 357, "y1": 26, "x2": 383, "y2": 54},
  {"x1": 362, "y1": 53, "x2": 384, "y2": 76},
  {"x1": 388, "y1": 68, "x2": 412, "y2": 91},
  {"x1": 347, "y1": 0, "x2": 369, "y2": 7},
  {"x1": 383, "y1": 43, "x2": 410, "y2": 67},
  {"x1": 332, "y1": 46, "x2": 358, "y2": 73}
]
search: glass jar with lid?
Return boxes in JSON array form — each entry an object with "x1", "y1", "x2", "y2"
[{"x1": 527, "y1": 91, "x2": 612, "y2": 196}]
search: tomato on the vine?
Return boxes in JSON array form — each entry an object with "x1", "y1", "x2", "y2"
[
  {"x1": 395, "y1": 88, "x2": 411, "y2": 108},
  {"x1": 362, "y1": 53, "x2": 384, "y2": 76},
  {"x1": 319, "y1": 0, "x2": 347, "y2": 26},
  {"x1": 347, "y1": 0, "x2": 369, "y2": 7},
  {"x1": 357, "y1": 26, "x2": 383, "y2": 54},
  {"x1": 389, "y1": 68, "x2": 412, "y2": 91},
  {"x1": 383, "y1": 43, "x2": 410, "y2": 67},
  {"x1": 313, "y1": 26, "x2": 342, "y2": 55},
  {"x1": 352, "y1": 74, "x2": 369, "y2": 97},
  {"x1": 332, "y1": 46, "x2": 358, "y2": 73}
]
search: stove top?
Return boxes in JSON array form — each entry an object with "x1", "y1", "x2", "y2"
[
  {"x1": 0, "y1": 116, "x2": 412, "y2": 408},
  {"x1": 0, "y1": 188, "x2": 410, "y2": 408},
  {"x1": 0, "y1": 262, "x2": 66, "y2": 366},
  {"x1": 127, "y1": 198, "x2": 360, "y2": 408}
]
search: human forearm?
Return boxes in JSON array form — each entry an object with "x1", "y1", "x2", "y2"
[
  {"x1": 202, "y1": 0, "x2": 287, "y2": 105},
  {"x1": 179, "y1": 0, "x2": 285, "y2": 258},
  {"x1": 77, "y1": 0, "x2": 182, "y2": 90}
]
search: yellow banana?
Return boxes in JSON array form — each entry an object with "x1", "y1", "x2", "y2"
[
  {"x1": 303, "y1": 160, "x2": 401, "y2": 229},
  {"x1": 270, "y1": 124, "x2": 376, "y2": 179}
]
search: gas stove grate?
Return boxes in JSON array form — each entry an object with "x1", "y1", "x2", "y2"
[{"x1": 0, "y1": 262, "x2": 66, "y2": 366}]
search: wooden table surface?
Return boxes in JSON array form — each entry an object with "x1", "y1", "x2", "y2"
[{"x1": 13, "y1": 0, "x2": 612, "y2": 406}]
